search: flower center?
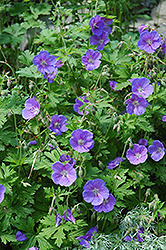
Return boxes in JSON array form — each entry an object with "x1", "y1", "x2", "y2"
[
  {"x1": 41, "y1": 60, "x2": 47, "y2": 66},
  {"x1": 133, "y1": 100, "x2": 139, "y2": 107},
  {"x1": 99, "y1": 39, "x2": 104, "y2": 44},
  {"x1": 102, "y1": 199, "x2": 108, "y2": 205},
  {"x1": 156, "y1": 147, "x2": 162, "y2": 153},
  {"x1": 135, "y1": 153, "x2": 141, "y2": 159},
  {"x1": 138, "y1": 87, "x2": 144, "y2": 93},
  {"x1": 147, "y1": 39, "x2": 152, "y2": 46},
  {"x1": 61, "y1": 170, "x2": 68, "y2": 177},
  {"x1": 30, "y1": 107, "x2": 39, "y2": 114},
  {"x1": 78, "y1": 139, "x2": 84, "y2": 145},
  {"x1": 93, "y1": 188, "x2": 99, "y2": 196},
  {"x1": 54, "y1": 122, "x2": 60, "y2": 128},
  {"x1": 88, "y1": 58, "x2": 94, "y2": 64}
]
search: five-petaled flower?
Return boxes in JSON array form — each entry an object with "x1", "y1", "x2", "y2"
[
  {"x1": 126, "y1": 94, "x2": 149, "y2": 116},
  {"x1": 126, "y1": 144, "x2": 148, "y2": 165},
  {"x1": 90, "y1": 31, "x2": 109, "y2": 50},
  {"x1": 83, "y1": 179, "x2": 109, "y2": 206},
  {"x1": 93, "y1": 193, "x2": 116, "y2": 213},
  {"x1": 107, "y1": 157, "x2": 125, "y2": 169},
  {"x1": 22, "y1": 97, "x2": 40, "y2": 121},
  {"x1": 138, "y1": 31, "x2": 161, "y2": 54},
  {"x1": 49, "y1": 115, "x2": 68, "y2": 136},
  {"x1": 0, "y1": 184, "x2": 5, "y2": 203},
  {"x1": 52, "y1": 161, "x2": 77, "y2": 187},
  {"x1": 82, "y1": 49, "x2": 102, "y2": 71},
  {"x1": 33, "y1": 51, "x2": 57, "y2": 74},
  {"x1": 148, "y1": 140, "x2": 165, "y2": 161},
  {"x1": 89, "y1": 15, "x2": 105, "y2": 36},
  {"x1": 15, "y1": 231, "x2": 27, "y2": 241},
  {"x1": 131, "y1": 78, "x2": 154, "y2": 98},
  {"x1": 76, "y1": 226, "x2": 98, "y2": 249},
  {"x1": 70, "y1": 129, "x2": 94, "y2": 153},
  {"x1": 55, "y1": 209, "x2": 76, "y2": 227},
  {"x1": 73, "y1": 96, "x2": 90, "y2": 115}
]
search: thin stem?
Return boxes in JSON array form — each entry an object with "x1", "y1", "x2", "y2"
[
  {"x1": 118, "y1": 137, "x2": 130, "y2": 168},
  {"x1": 0, "y1": 61, "x2": 16, "y2": 78},
  {"x1": 12, "y1": 111, "x2": 19, "y2": 154},
  {"x1": 28, "y1": 150, "x2": 39, "y2": 179}
]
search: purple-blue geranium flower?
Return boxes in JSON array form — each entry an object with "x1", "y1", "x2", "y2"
[
  {"x1": 63, "y1": 209, "x2": 76, "y2": 224},
  {"x1": 124, "y1": 236, "x2": 134, "y2": 241},
  {"x1": 162, "y1": 115, "x2": 166, "y2": 122},
  {"x1": 138, "y1": 31, "x2": 161, "y2": 54},
  {"x1": 148, "y1": 140, "x2": 165, "y2": 161},
  {"x1": 52, "y1": 161, "x2": 77, "y2": 187},
  {"x1": 0, "y1": 184, "x2": 5, "y2": 203},
  {"x1": 138, "y1": 138, "x2": 148, "y2": 146},
  {"x1": 28, "y1": 140, "x2": 37, "y2": 145},
  {"x1": 29, "y1": 248, "x2": 38, "y2": 250},
  {"x1": 138, "y1": 24, "x2": 148, "y2": 34},
  {"x1": 55, "y1": 213, "x2": 62, "y2": 227},
  {"x1": 93, "y1": 193, "x2": 116, "y2": 213},
  {"x1": 33, "y1": 51, "x2": 57, "y2": 74},
  {"x1": 60, "y1": 154, "x2": 75, "y2": 167},
  {"x1": 89, "y1": 15, "x2": 105, "y2": 36},
  {"x1": 73, "y1": 96, "x2": 90, "y2": 115},
  {"x1": 83, "y1": 179, "x2": 109, "y2": 206},
  {"x1": 43, "y1": 67, "x2": 58, "y2": 83},
  {"x1": 137, "y1": 227, "x2": 145, "y2": 243},
  {"x1": 49, "y1": 115, "x2": 68, "y2": 135},
  {"x1": 15, "y1": 231, "x2": 27, "y2": 241},
  {"x1": 82, "y1": 49, "x2": 102, "y2": 71},
  {"x1": 126, "y1": 144, "x2": 148, "y2": 165},
  {"x1": 76, "y1": 226, "x2": 98, "y2": 249},
  {"x1": 126, "y1": 94, "x2": 149, "y2": 116},
  {"x1": 22, "y1": 97, "x2": 40, "y2": 121},
  {"x1": 70, "y1": 129, "x2": 94, "y2": 153},
  {"x1": 55, "y1": 209, "x2": 76, "y2": 227},
  {"x1": 101, "y1": 16, "x2": 113, "y2": 34},
  {"x1": 107, "y1": 157, "x2": 125, "y2": 169},
  {"x1": 48, "y1": 143, "x2": 55, "y2": 150},
  {"x1": 90, "y1": 31, "x2": 109, "y2": 50},
  {"x1": 131, "y1": 78, "x2": 153, "y2": 98},
  {"x1": 161, "y1": 38, "x2": 166, "y2": 54},
  {"x1": 109, "y1": 80, "x2": 122, "y2": 91}
]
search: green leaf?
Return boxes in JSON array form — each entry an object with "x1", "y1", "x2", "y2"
[{"x1": 53, "y1": 226, "x2": 66, "y2": 247}]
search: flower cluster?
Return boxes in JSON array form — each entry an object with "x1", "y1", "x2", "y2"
[
  {"x1": 89, "y1": 15, "x2": 112, "y2": 50},
  {"x1": 33, "y1": 51, "x2": 63, "y2": 83},
  {"x1": 51, "y1": 161, "x2": 77, "y2": 187},
  {"x1": 55, "y1": 209, "x2": 76, "y2": 227},
  {"x1": 76, "y1": 226, "x2": 98, "y2": 249},
  {"x1": 126, "y1": 139, "x2": 165, "y2": 165},
  {"x1": 73, "y1": 95, "x2": 90, "y2": 115},
  {"x1": 126, "y1": 77, "x2": 153, "y2": 115}
]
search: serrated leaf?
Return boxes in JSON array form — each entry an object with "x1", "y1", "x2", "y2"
[{"x1": 53, "y1": 226, "x2": 66, "y2": 247}]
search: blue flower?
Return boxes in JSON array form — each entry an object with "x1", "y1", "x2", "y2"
[
  {"x1": 82, "y1": 49, "x2": 102, "y2": 71},
  {"x1": 90, "y1": 31, "x2": 109, "y2": 50},
  {"x1": 89, "y1": 15, "x2": 105, "y2": 36},
  {"x1": 0, "y1": 184, "x2": 5, "y2": 203},
  {"x1": 126, "y1": 94, "x2": 149, "y2": 116},
  {"x1": 49, "y1": 115, "x2": 68, "y2": 136},
  {"x1": 15, "y1": 231, "x2": 27, "y2": 241},
  {"x1": 138, "y1": 31, "x2": 161, "y2": 54}
]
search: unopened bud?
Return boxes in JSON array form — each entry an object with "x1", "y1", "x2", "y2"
[
  {"x1": 98, "y1": 161, "x2": 105, "y2": 170},
  {"x1": 78, "y1": 166, "x2": 84, "y2": 179}
]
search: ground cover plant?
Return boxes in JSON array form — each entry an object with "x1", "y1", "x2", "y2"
[{"x1": 0, "y1": 0, "x2": 166, "y2": 249}]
